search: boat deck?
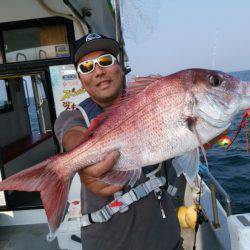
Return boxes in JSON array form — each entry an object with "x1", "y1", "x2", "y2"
[
  {"x1": 181, "y1": 225, "x2": 224, "y2": 250},
  {"x1": 0, "y1": 223, "x2": 224, "y2": 250},
  {"x1": 0, "y1": 165, "x2": 227, "y2": 250},
  {"x1": 0, "y1": 224, "x2": 61, "y2": 250}
]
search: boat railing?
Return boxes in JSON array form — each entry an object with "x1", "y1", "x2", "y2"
[{"x1": 200, "y1": 164, "x2": 232, "y2": 228}]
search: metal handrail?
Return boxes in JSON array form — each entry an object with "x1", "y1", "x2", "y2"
[
  {"x1": 0, "y1": 147, "x2": 7, "y2": 209},
  {"x1": 23, "y1": 78, "x2": 30, "y2": 108},
  {"x1": 199, "y1": 164, "x2": 232, "y2": 228},
  {"x1": 211, "y1": 183, "x2": 220, "y2": 228},
  {"x1": 16, "y1": 52, "x2": 27, "y2": 62},
  {"x1": 205, "y1": 169, "x2": 232, "y2": 216}
]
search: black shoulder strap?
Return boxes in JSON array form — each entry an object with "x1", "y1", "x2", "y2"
[{"x1": 77, "y1": 98, "x2": 103, "y2": 128}]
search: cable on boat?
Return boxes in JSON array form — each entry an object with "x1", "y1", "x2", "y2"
[
  {"x1": 192, "y1": 143, "x2": 209, "y2": 250},
  {"x1": 192, "y1": 173, "x2": 204, "y2": 250},
  {"x1": 226, "y1": 109, "x2": 250, "y2": 151}
]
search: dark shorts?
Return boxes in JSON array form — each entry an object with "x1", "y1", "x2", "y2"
[{"x1": 81, "y1": 191, "x2": 182, "y2": 250}]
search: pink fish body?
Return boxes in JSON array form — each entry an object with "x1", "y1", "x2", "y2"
[{"x1": 0, "y1": 68, "x2": 250, "y2": 239}]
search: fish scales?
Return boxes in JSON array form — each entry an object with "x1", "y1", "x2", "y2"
[
  {"x1": 0, "y1": 68, "x2": 249, "y2": 237},
  {"x1": 62, "y1": 78, "x2": 194, "y2": 171}
]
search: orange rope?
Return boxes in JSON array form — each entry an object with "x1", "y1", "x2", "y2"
[
  {"x1": 246, "y1": 120, "x2": 249, "y2": 152},
  {"x1": 227, "y1": 109, "x2": 250, "y2": 150},
  {"x1": 246, "y1": 109, "x2": 250, "y2": 152}
]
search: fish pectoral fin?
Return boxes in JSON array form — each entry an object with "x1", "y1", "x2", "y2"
[
  {"x1": 172, "y1": 148, "x2": 200, "y2": 186},
  {"x1": 186, "y1": 116, "x2": 209, "y2": 168},
  {"x1": 99, "y1": 169, "x2": 141, "y2": 187}
]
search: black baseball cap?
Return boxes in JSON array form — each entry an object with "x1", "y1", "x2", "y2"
[{"x1": 74, "y1": 33, "x2": 120, "y2": 63}]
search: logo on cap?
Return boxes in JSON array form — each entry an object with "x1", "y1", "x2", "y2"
[{"x1": 86, "y1": 33, "x2": 102, "y2": 42}]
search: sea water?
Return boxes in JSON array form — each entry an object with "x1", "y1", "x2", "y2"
[{"x1": 208, "y1": 70, "x2": 250, "y2": 214}]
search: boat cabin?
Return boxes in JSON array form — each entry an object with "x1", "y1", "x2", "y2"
[{"x1": 0, "y1": 0, "x2": 116, "y2": 211}]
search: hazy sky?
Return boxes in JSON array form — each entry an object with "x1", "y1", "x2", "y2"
[{"x1": 124, "y1": 0, "x2": 250, "y2": 76}]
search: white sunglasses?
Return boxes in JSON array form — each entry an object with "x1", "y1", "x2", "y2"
[{"x1": 77, "y1": 54, "x2": 116, "y2": 74}]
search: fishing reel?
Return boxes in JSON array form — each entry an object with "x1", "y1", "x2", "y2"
[
  {"x1": 195, "y1": 206, "x2": 207, "y2": 231},
  {"x1": 177, "y1": 204, "x2": 207, "y2": 230}
]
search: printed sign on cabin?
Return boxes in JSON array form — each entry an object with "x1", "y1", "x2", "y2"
[{"x1": 49, "y1": 64, "x2": 89, "y2": 117}]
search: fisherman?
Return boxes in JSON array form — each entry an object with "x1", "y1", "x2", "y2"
[{"x1": 54, "y1": 33, "x2": 183, "y2": 250}]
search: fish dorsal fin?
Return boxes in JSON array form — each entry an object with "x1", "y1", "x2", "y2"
[
  {"x1": 172, "y1": 148, "x2": 200, "y2": 186},
  {"x1": 130, "y1": 75, "x2": 162, "y2": 84},
  {"x1": 126, "y1": 75, "x2": 163, "y2": 97}
]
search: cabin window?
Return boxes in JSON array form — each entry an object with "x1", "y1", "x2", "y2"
[
  {"x1": 3, "y1": 24, "x2": 70, "y2": 63},
  {"x1": 0, "y1": 79, "x2": 12, "y2": 112}
]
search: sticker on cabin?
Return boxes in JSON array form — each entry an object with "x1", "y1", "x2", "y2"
[
  {"x1": 60, "y1": 87, "x2": 85, "y2": 101},
  {"x1": 50, "y1": 64, "x2": 89, "y2": 116},
  {"x1": 62, "y1": 101, "x2": 76, "y2": 110},
  {"x1": 50, "y1": 67, "x2": 60, "y2": 87},
  {"x1": 55, "y1": 44, "x2": 70, "y2": 58}
]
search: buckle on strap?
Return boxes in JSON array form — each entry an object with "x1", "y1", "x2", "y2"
[
  {"x1": 167, "y1": 184, "x2": 178, "y2": 196},
  {"x1": 145, "y1": 176, "x2": 166, "y2": 192},
  {"x1": 90, "y1": 205, "x2": 113, "y2": 223},
  {"x1": 80, "y1": 214, "x2": 92, "y2": 227},
  {"x1": 121, "y1": 189, "x2": 137, "y2": 205}
]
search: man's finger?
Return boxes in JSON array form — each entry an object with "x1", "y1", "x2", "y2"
[
  {"x1": 82, "y1": 175, "x2": 123, "y2": 196},
  {"x1": 98, "y1": 184, "x2": 123, "y2": 196},
  {"x1": 86, "y1": 178, "x2": 111, "y2": 193},
  {"x1": 83, "y1": 151, "x2": 120, "y2": 177}
]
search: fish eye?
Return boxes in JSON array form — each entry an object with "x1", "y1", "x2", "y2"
[{"x1": 209, "y1": 75, "x2": 221, "y2": 87}]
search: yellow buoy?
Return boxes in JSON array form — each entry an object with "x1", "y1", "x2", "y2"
[
  {"x1": 177, "y1": 206, "x2": 189, "y2": 228},
  {"x1": 177, "y1": 205, "x2": 198, "y2": 229}
]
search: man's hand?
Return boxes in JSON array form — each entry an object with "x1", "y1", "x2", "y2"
[
  {"x1": 79, "y1": 151, "x2": 123, "y2": 196},
  {"x1": 63, "y1": 126, "x2": 123, "y2": 196}
]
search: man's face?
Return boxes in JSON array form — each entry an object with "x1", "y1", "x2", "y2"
[{"x1": 77, "y1": 50, "x2": 124, "y2": 105}]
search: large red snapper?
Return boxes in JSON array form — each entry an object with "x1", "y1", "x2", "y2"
[{"x1": 0, "y1": 68, "x2": 249, "y2": 239}]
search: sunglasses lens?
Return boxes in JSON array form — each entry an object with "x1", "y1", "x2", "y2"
[
  {"x1": 79, "y1": 60, "x2": 94, "y2": 73},
  {"x1": 98, "y1": 54, "x2": 114, "y2": 67},
  {"x1": 78, "y1": 54, "x2": 115, "y2": 74}
]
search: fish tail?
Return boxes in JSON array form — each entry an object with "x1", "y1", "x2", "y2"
[{"x1": 0, "y1": 157, "x2": 71, "y2": 239}]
